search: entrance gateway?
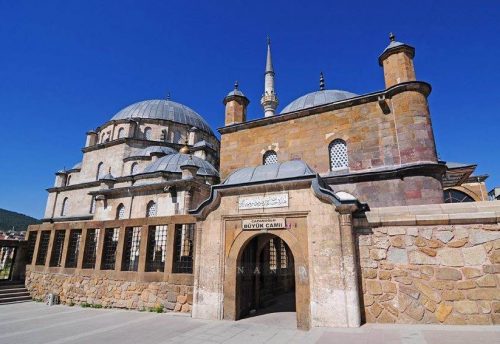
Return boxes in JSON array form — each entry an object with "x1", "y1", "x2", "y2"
[{"x1": 190, "y1": 162, "x2": 364, "y2": 330}]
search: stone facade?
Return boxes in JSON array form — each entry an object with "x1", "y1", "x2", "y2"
[
  {"x1": 355, "y1": 202, "x2": 500, "y2": 325},
  {"x1": 26, "y1": 216, "x2": 196, "y2": 313},
  {"x1": 26, "y1": 270, "x2": 192, "y2": 312},
  {"x1": 219, "y1": 82, "x2": 442, "y2": 207}
]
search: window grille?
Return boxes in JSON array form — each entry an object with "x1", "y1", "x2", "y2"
[
  {"x1": 82, "y1": 229, "x2": 100, "y2": 269},
  {"x1": 131, "y1": 162, "x2": 139, "y2": 175},
  {"x1": 329, "y1": 139, "x2": 348, "y2": 170},
  {"x1": 263, "y1": 150, "x2": 278, "y2": 165},
  {"x1": 49, "y1": 230, "x2": 66, "y2": 267},
  {"x1": 101, "y1": 228, "x2": 119, "y2": 270},
  {"x1": 146, "y1": 201, "x2": 157, "y2": 217},
  {"x1": 280, "y1": 239, "x2": 288, "y2": 269},
  {"x1": 268, "y1": 239, "x2": 277, "y2": 271},
  {"x1": 89, "y1": 196, "x2": 96, "y2": 214},
  {"x1": 444, "y1": 189, "x2": 475, "y2": 203},
  {"x1": 116, "y1": 204, "x2": 126, "y2": 220},
  {"x1": 118, "y1": 128, "x2": 125, "y2": 139},
  {"x1": 61, "y1": 197, "x2": 68, "y2": 217},
  {"x1": 96, "y1": 162, "x2": 104, "y2": 180},
  {"x1": 145, "y1": 225, "x2": 168, "y2": 272},
  {"x1": 26, "y1": 231, "x2": 38, "y2": 264},
  {"x1": 144, "y1": 127, "x2": 152, "y2": 140},
  {"x1": 122, "y1": 227, "x2": 141, "y2": 271},
  {"x1": 172, "y1": 224, "x2": 195, "y2": 273},
  {"x1": 36, "y1": 231, "x2": 51, "y2": 265},
  {"x1": 65, "y1": 229, "x2": 82, "y2": 268}
]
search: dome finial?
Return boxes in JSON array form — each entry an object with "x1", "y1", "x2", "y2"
[
  {"x1": 166, "y1": 92, "x2": 171, "y2": 100},
  {"x1": 389, "y1": 32, "x2": 395, "y2": 42},
  {"x1": 234, "y1": 80, "x2": 239, "y2": 90},
  {"x1": 179, "y1": 138, "x2": 190, "y2": 154},
  {"x1": 319, "y1": 72, "x2": 325, "y2": 91},
  {"x1": 267, "y1": 35, "x2": 271, "y2": 46}
]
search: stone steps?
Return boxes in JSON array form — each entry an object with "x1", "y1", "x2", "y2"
[{"x1": 0, "y1": 282, "x2": 31, "y2": 304}]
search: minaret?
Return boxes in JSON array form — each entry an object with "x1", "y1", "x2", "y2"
[{"x1": 261, "y1": 37, "x2": 278, "y2": 117}]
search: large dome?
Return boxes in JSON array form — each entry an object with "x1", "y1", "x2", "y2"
[
  {"x1": 142, "y1": 153, "x2": 219, "y2": 177},
  {"x1": 281, "y1": 89, "x2": 357, "y2": 114},
  {"x1": 111, "y1": 99, "x2": 214, "y2": 135}
]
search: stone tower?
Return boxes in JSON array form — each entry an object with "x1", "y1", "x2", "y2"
[
  {"x1": 223, "y1": 81, "x2": 249, "y2": 126},
  {"x1": 379, "y1": 33, "x2": 416, "y2": 88},
  {"x1": 261, "y1": 37, "x2": 278, "y2": 117}
]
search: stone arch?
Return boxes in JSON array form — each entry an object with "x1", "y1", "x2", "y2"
[{"x1": 223, "y1": 229, "x2": 310, "y2": 330}]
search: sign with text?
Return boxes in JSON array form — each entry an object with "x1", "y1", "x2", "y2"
[
  {"x1": 242, "y1": 218, "x2": 286, "y2": 230},
  {"x1": 238, "y1": 192, "x2": 288, "y2": 210}
]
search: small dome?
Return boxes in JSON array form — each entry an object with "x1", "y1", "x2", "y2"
[
  {"x1": 142, "y1": 153, "x2": 219, "y2": 177},
  {"x1": 128, "y1": 146, "x2": 177, "y2": 159},
  {"x1": 110, "y1": 99, "x2": 214, "y2": 135},
  {"x1": 280, "y1": 89, "x2": 357, "y2": 114},
  {"x1": 226, "y1": 89, "x2": 246, "y2": 97},
  {"x1": 223, "y1": 160, "x2": 315, "y2": 185}
]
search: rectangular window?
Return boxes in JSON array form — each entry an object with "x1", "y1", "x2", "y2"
[
  {"x1": 122, "y1": 227, "x2": 141, "y2": 271},
  {"x1": 82, "y1": 229, "x2": 100, "y2": 269},
  {"x1": 49, "y1": 230, "x2": 66, "y2": 267},
  {"x1": 101, "y1": 228, "x2": 119, "y2": 270},
  {"x1": 172, "y1": 224, "x2": 195, "y2": 274},
  {"x1": 145, "y1": 225, "x2": 167, "y2": 272},
  {"x1": 36, "y1": 231, "x2": 51, "y2": 265},
  {"x1": 26, "y1": 231, "x2": 38, "y2": 264},
  {"x1": 65, "y1": 229, "x2": 82, "y2": 268}
]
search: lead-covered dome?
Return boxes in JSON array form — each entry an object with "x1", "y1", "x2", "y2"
[
  {"x1": 280, "y1": 89, "x2": 357, "y2": 114},
  {"x1": 111, "y1": 99, "x2": 214, "y2": 135},
  {"x1": 223, "y1": 160, "x2": 315, "y2": 185},
  {"x1": 142, "y1": 153, "x2": 219, "y2": 177}
]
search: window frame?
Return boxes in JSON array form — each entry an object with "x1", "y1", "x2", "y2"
[
  {"x1": 328, "y1": 139, "x2": 349, "y2": 171},
  {"x1": 263, "y1": 150, "x2": 278, "y2": 165}
]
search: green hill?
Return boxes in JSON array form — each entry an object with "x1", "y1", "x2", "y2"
[{"x1": 0, "y1": 208, "x2": 41, "y2": 232}]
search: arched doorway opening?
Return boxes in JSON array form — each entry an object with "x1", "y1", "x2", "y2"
[{"x1": 236, "y1": 234, "x2": 295, "y2": 319}]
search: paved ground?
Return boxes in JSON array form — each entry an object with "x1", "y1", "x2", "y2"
[{"x1": 0, "y1": 302, "x2": 499, "y2": 344}]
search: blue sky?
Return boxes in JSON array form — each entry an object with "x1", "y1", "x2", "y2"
[{"x1": 0, "y1": 1, "x2": 499, "y2": 218}]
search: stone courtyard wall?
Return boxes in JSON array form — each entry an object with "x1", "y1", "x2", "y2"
[
  {"x1": 26, "y1": 270, "x2": 193, "y2": 312},
  {"x1": 356, "y1": 201, "x2": 500, "y2": 325}
]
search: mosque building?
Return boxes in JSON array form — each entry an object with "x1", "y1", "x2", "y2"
[{"x1": 25, "y1": 34, "x2": 500, "y2": 329}]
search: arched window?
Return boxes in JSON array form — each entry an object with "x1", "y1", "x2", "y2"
[
  {"x1": 444, "y1": 189, "x2": 475, "y2": 203},
  {"x1": 66, "y1": 175, "x2": 71, "y2": 186},
  {"x1": 61, "y1": 197, "x2": 68, "y2": 217},
  {"x1": 89, "y1": 196, "x2": 96, "y2": 214},
  {"x1": 144, "y1": 127, "x2": 152, "y2": 140},
  {"x1": 101, "y1": 133, "x2": 106, "y2": 143},
  {"x1": 118, "y1": 128, "x2": 125, "y2": 139},
  {"x1": 329, "y1": 139, "x2": 348, "y2": 170},
  {"x1": 263, "y1": 150, "x2": 278, "y2": 165},
  {"x1": 96, "y1": 162, "x2": 104, "y2": 180},
  {"x1": 146, "y1": 201, "x2": 157, "y2": 217},
  {"x1": 130, "y1": 162, "x2": 139, "y2": 175},
  {"x1": 116, "y1": 204, "x2": 126, "y2": 220},
  {"x1": 172, "y1": 130, "x2": 182, "y2": 143}
]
